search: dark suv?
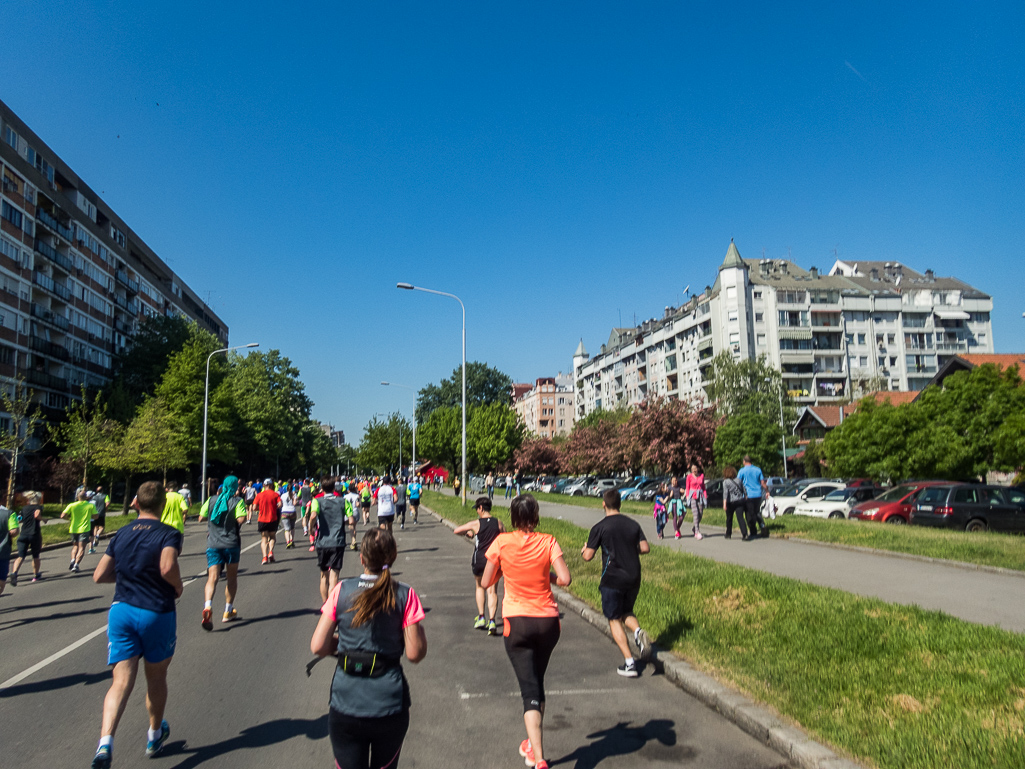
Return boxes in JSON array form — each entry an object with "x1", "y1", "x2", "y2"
[{"x1": 910, "y1": 484, "x2": 1025, "y2": 533}]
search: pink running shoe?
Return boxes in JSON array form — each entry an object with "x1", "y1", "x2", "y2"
[{"x1": 519, "y1": 738, "x2": 536, "y2": 767}]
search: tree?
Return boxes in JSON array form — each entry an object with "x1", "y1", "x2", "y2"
[
  {"x1": 0, "y1": 377, "x2": 43, "y2": 504},
  {"x1": 48, "y1": 457, "x2": 84, "y2": 504},
  {"x1": 574, "y1": 403, "x2": 631, "y2": 431},
  {"x1": 706, "y1": 351, "x2": 794, "y2": 425},
  {"x1": 415, "y1": 362, "x2": 512, "y2": 422},
  {"x1": 51, "y1": 387, "x2": 108, "y2": 486},
  {"x1": 513, "y1": 437, "x2": 562, "y2": 475},
  {"x1": 467, "y1": 403, "x2": 523, "y2": 472},
  {"x1": 356, "y1": 413, "x2": 412, "y2": 475},
  {"x1": 416, "y1": 406, "x2": 462, "y2": 475},
  {"x1": 713, "y1": 411, "x2": 784, "y2": 473},
  {"x1": 131, "y1": 396, "x2": 190, "y2": 485},
  {"x1": 94, "y1": 420, "x2": 148, "y2": 511},
  {"x1": 108, "y1": 315, "x2": 193, "y2": 420},
  {"x1": 632, "y1": 397, "x2": 719, "y2": 474}
]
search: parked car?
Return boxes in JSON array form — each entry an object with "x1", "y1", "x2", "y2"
[
  {"x1": 626, "y1": 476, "x2": 668, "y2": 502},
  {"x1": 766, "y1": 477, "x2": 789, "y2": 495},
  {"x1": 537, "y1": 476, "x2": 559, "y2": 493},
  {"x1": 849, "y1": 481, "x2": 947, "y2": 524},
  {"x1": 793, "y1": 486, "x2": 880, "y2": 519},
  {"x1": 589, "y1": 478, "x2": 621, "y2": 497},
  {"x1": 911, "y1": 484, "x2": 1025, "y2": 533},
  {"x1": 563, "y1": 477, "x2": 595, "y2": 496},
  {"x1": 772, "y1": 481, "x2": 846, "y2": 516},
  {"x1": 553, "y1": 477, "x2": 574, "y2": 494},
  {"x1": 616, "y1": 476, "x2": 650, "y2": 500},
  {"x1": 704, "y1": 478, "x2": 724, "y2": 508}
]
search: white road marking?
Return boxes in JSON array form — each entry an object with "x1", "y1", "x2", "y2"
[
  {"x1": 460, "y1": 688, "x2": 626, "y2": 700},
  {"x1": 0, "y1": 535, "x2": 266, "y2": 692}
]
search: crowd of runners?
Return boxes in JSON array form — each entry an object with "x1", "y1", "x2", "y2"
[{"x1": 1, "y1": 471, "x2": 655, "y2": 769}]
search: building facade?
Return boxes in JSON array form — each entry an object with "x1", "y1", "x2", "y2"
[
  {"x1": 513, "y1": 374, "x2": 575, "y2": 439},
  {"x1": 0, "y1": 99, "x2": 227, "y2": 423},
  {"x1": 573, "y1": 241, "x2": 994, "y2": 419}
]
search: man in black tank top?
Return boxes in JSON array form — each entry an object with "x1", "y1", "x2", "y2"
[{"x1": 453, "y1": 497, "x2": 505, "y2": 635}]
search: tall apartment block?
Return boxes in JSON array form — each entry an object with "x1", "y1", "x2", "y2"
[
  {"x1": 0, "y1": 99, "x2": 227, "y2": 424},
  {"x1": 513, "y1": 374, "x2": 575, "y2": 439},
  {"x1": 573, "y1": 241, "x2": 993, "y2": 419}
]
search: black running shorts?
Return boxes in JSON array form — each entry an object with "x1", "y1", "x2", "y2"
[{"x1": 317, "y1": 547, "x2": 344, "y2": 572}]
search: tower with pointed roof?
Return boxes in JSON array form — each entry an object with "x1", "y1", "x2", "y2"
[{"x1": 715, "y1": 239, "x2": 751, "y2": 360}]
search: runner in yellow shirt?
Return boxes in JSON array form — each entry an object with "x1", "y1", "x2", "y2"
[
  {"x1": 61, "y1": 490, "x2": 96, "y2": 573},
  {"x1": 160, "y1": 484, "x2": 189, "y2": 534}
]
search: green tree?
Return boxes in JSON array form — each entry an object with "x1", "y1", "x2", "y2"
[
  {"x1": 94, "y1": 420, "x2": 148, "y2": 511},
  {"x1": 415, "y1": 362, "x2": 512, "y2": 422},
  {"x1": 573, "y1": 403, "x2": 631, "y2": 431},
  {"x1": 356, "y1": 413, "x2": 412, "y2": 475},
  {"x1": 131, "y1": 396, "x2": 190, "y2": 485},
  {"x1": 0, "y1": 377, "x2": 43, "y2": 504},
  {"x1": 51, "y1": 387, "x2": 108, "y2": 486},
  {"x1": 713, "y1": 410, "x2": 784, "y2": 473},
  {"x1": 416, "y1": 405, "x2": 462, "y2": 475},
  {"x1": 108, "y1": 315, "x2": 193, "y2": 420},
  {"x1": 467, "y1": 403, "x2": 523, "y2": 472},
  {"x1": 706, "y1": 351, "x2": 794, "y2": 424}
]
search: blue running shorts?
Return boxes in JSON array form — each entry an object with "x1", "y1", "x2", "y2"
[
  {"x1": 107, "y1": 602, "x2": 177, "y2": 665},
  {"x1": 206, "y1": 547, "x2": 241, "y2": 568}
]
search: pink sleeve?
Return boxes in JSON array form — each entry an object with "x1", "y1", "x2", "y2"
[
  {"x1": 321, "y1": 583, "x2": 342, "y2": 621},
  {"x1": 403, "y1": 586, "x2": 426, "y2": 627}
]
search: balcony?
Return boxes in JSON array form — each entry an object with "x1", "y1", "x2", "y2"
[
  {"x1": 935, "y1": 340, "x2": 969, "y2": 352},
  {"x1": 113, "y1": 293, "x2": 131, "y2": 311},
  {"x1": 24, "y1": 369, "x2": 68, "y2": 391},
  {"x1": 115, "y1": 270, "x2": 139, "y2": 294},
  {"x1": 29, "y1": 335, "x2": 70, "y2": 361},
  {"x1": 30, "y1": 303, "x2": 70, "y2": 331},
  {"x1": 114, "y1": 317, "x2": 135, "y2": 336},
  {"x1": 36, "y1": 208, "x2": 75, "y2": 242},
  {"x1": 34, "y1": 238, "x2": 73, "y2": 271},
  {"x1": 32, "y1": 271, "x2": 71, "y2": 302}
]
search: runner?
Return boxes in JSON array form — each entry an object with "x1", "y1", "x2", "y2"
[
  {"x1": 395, "y1": 477, "x2": 408, "y2": 530},
  {"x1": 62, "y1": 489, "x2": 95, "y2": 573},
  {"x1": 581, "y1": 489, "x2": 652, "y2": 677},
  {"x1": 243, "y1": 481, "x2": 257, "y2": 525},
  {"x1": 89, "y1": 481, "x2": 183, "y2": 768},
  {"x1": 360, "y1": 482, "x2": 373, "y2": 525},
  {"x1": 310, "y1": 528, "x2": 427, "y2": 769},
  {"x1": 254, "y1": 478, "x2": 282, "y2": 564},
  {"x1": 0, "y1": 503, "x2": 15, "y2": 596},
  {"x1": 160, "y1": 483, "x2": 188, "y2": 534},
  {"x1": 280, "y1": 483, "x2": 298, "y2": 548},
  {"x1": 406, "y1": 476, "x2": 422, "y2": 525},
  {"x1": 300, "y1": 478, "x2": 313, "y2": 535},
  {"x1": 89, "y1": 486, "x2": 110, "y2": 554},
  {"x1": 197, "y1": 475, "x2": 247, "y2": 629},
  {"x1": 309, "y1": 476, "x2": 346, "y2": 602},
  {"x1": 8, "y1": 491, "x2": 43, "y2": 585},
  {"x1": 453, "y1": 496, "x2": 505, "y2": 635},
  {"x1": 343, "y1": 482, "x2": 360, "y2": 550},
  {"x1": 178, "y1": 483, "x2": 192, "y2": 509},
  {"x1": 481, "y1": 494, "x2": 571, "y2": 769},
  {"x1": 374, "y1": 477, "x2": 397, "y2": 534}
]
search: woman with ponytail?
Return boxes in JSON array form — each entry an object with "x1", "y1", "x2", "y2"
[{"x1": 311, "y1": 528, "x2": 427, "y2": 769}]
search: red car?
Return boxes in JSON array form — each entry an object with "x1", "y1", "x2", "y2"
[{"x1": 849, "y1": 481, "x2": 947, "y2": 524}]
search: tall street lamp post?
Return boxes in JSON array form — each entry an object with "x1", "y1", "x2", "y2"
[
  {"x1": 397, "y1": 282, "x2": 467, "y2": 505},
  {"x1": 202, "y1": 343, "x2": 259, "y2": 504},
  {"x1": 381, "y1": 381, "x2": 416, "y2": 479},
  {"x1": 765, "y1": 376, "x2": 788, "y2": 480}
]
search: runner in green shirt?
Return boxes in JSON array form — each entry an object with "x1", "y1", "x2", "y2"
[{"x1": 62, "y1": 490, "x2": 96, "y2": 573}]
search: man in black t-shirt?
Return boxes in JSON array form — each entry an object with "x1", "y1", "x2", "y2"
[
  {"x1": 582, "y1": 489, "x2": 652, "y2": 678},
  {"x1": 90, "y1": 481, "x2": 183, "y2": 769}
]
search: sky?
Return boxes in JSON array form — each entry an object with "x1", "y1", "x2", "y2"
[{"x1": 2, "y1": 1, "x2": 1023, "y2": 443}]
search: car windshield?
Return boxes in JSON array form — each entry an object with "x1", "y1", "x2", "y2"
[
  {"x1": 824, "y1": 489, "x2": 856, "y2": 501},
  {"x1": 873, "y1": 485, "x2": 914, "y2": 502}
]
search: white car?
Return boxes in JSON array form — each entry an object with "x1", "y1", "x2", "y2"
[
  {"x1": 792, "y1": 487, "x2": 879, "y2": 519},
  {"x1": 772, "y1": 481, "x2": 845, "y2": 516}
]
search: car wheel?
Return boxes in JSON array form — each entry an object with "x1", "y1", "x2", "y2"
[
  {"x1": 828, "y1": 511, "x2": 845, "y2": 519},
  {"x1": 783, "y1": 507, "x2": 795, "y2": 516},
  {"x1": 965, "y1": 518, "x2": 987, "y2": 533},
  {"x1": 884, "y1": 516, "x2": 906, "y2": 525},
  {"x1": 573, "y1": 491, "x2": 582, "y2": 496}
]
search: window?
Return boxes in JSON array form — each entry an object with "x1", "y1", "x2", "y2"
[
  {"x1": 778, "y1": 310, "x2": 809, "y2": 328},
  {"x1": 110, "y1": 226, "x2": 126, "y2": 249},
  {"x1": 726, "y1": 286, "x2": 737, "y2": 299},
  {"x1": 890, "y1": 356, "x2": 897, "y2": 367},
  {"x1": 729, "y1": 332, "x2": 740, "y2": 344},
  {"x1": 846, "y1": 333, "x2": 854, "y2": 346},
  {"x1": 878, "y1": 356, "x2": 886, "y2": 366},
  {"x1": 887, "y1": 333, "x2": 895, "y2": 344},
  {"x1": 728, "y1": 310, "x2": 738, "y2": 322},
  {"x1": 34, "y1": 153, "x2": 54, "y2": 184},
  {"x1": 857, "y1": 333, "x2": 866, "y2": 345},
  {"x1": 755, "y1": 312, "x2": 763, "y2": 323},
  {"x1": 1, "y1": 201, "x2": 23, "y2": 229},
  {"x1": 777, "y1": 290, "x2": 807, "y2": 304},
  {"x1": 2, "y1": 125, "x2": 18, "y2": 149},
  {"x1": 860, "y1": 356, "x2": 868, "y2": 367},
  {"x1": 757, "y1": 333, "x2": 766, "y2": 346},
  {"x1": 753, "y1": 290, "x2": 762, "y2": 299}
]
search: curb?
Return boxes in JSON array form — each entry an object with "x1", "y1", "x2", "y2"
[{"x1": 423, "y1": 504, "x2": 866, "y2": 769}]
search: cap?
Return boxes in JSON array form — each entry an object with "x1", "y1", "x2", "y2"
[{"x1": 264, "y1": 478, "x2": 273, "y2": 486}]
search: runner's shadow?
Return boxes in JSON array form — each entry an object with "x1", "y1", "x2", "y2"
[
  {"x1": 550, "y1": 719, "x2": 679, "y2": 769},
  {"x1": 0, "y1": 669, "x2": 109, "y2": 698},
  {"x1": 0, "y1": 605, "x2": 109, "y2": 630},
  {"x1": 656, "y1": 615, "x2": 695, "y2": 649},
  {"x1": 399, "y1": 547, "x2": 439, "y2": 553},
  {"x1": 0, "y1": 595, "x2": 98, "y2": 613},
  {"x1": 165, "y1": 714, "x2": 328, "y2": 768},
  {"x1": 242, "y1": 568, "x2": 292, "y2": 576},
  {"x1": 217, "y1": 607, "x2": 319, "y2": 631}
]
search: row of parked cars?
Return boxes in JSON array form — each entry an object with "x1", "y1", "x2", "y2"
[{"x1": 506, "y1": 473, "x2": 1025, "y2": 535}]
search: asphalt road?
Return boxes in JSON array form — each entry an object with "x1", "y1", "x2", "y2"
[
  {"x1": 0, "y1": 513, "x2": 788, "y2": 769},
  {"x1": 471, "y1": 489, "x2": 1025, "y2": 633}
]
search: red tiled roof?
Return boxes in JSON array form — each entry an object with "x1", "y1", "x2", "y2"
[
  {"x1": 804, "y1": 405, "x2": 847, "y2": 428},
  {"x1": 861, "y1": 390, "x2": 918, "y2": 407},
  {"x1": 958, "y1": 354, "x2": 1025, "y2": 372}
]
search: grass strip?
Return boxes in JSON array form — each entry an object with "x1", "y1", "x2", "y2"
[
  {"x1": 526, "y1": 491, "x2": 1025, "y2": 572},
  {"x1": 39, "y1": 514, "x2": 138, "y2": 546},
  {"x1": 425, "y1": 491, "x2": 1025, "y2": 769}
]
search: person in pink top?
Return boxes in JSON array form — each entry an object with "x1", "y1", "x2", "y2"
[{"x1": 684, "y1": 464, "x2": 707, "y2": 540}]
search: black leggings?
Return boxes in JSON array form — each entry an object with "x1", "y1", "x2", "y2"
[
  {"x1": 504, "y1": 616, "x2": 561, "y2": 713},
  {"x1": 329, "y1": 708, "x2": 409, "y2": 769},
  {"x1": 396, "y1": 506, "x2": 406, "y2": 525}
]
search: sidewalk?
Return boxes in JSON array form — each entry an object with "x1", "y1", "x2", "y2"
[{"x1": 447, "y1": 489, "x2": 1025, "y2": 633}]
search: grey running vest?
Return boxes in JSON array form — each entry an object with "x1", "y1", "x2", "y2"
[{"x1": 315, "y1": 494, "x2": 347, "y2": 549}]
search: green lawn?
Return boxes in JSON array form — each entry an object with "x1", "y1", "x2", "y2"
[
  {"x1": 526, "y1": 491, "x2": 1025, "y2": 572},
  {"x1": 424, "y1": 491, "x2": 1025, "y2": 769},
  {"x1": 39, "y1": 513, "x2": 138, "y2": 546}
]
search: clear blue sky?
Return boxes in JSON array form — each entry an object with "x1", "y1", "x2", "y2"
[{"x1": 2, "y1": 2, "x2": 1023, "y2": 443}]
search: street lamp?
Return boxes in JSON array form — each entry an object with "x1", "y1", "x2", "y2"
[
  {"x1": 397, "y1": 282, "x2": 467, "y2": 505},
  {"x1": 382, "y1": 381, "x2": 416, "y2": 480},
  {"x1": 766, "y1": 376, "x2": 788, "y2": 479},
  {"x1": 202, "y1": 343, "x2": 259, "y2": 504}
]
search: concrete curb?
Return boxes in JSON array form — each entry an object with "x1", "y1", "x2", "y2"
[{"x1": 423, "y1": 504, "x2": 866, "y2": 769}]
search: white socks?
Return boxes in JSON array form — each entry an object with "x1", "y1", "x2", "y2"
[
  {"x1": 625, "y1": 656, "x2": 635, "y2": 665},
  {"x1": 225, "y1": 603, "x2": 233, "y2": 613},
  {"x1": 204, "y1": 600, "x2": 212, "y2": 610},
  {"x1": 98, "y1": 735, "x2": 113, "y2": 750},
  {"x1": 147, "y1": 727, "x2": 161, "y2": 742}
]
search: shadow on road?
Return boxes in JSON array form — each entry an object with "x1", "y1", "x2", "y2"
[
  {"x1": 0, "y1": 669, "x2": 110, "y2": 698},
  {"x1": 0, "y1": 595, "x2": 99, "y2": 614},
  {"x1": 166, "y1": 714, "x2": 328, "y2": 768},
  {"x1": 216, "y1": 607, "x2": 319, "y2": 632},
  {"x1": 550, "y1": 719, "x2": 680, "y2": 769},
  {"x1": 0, "y1": 605, "x2": 109, "y2": 630}
]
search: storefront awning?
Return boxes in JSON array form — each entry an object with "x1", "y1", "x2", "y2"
[{"x1": 934, "y1": 309, "x2": 970, "y2": 320}]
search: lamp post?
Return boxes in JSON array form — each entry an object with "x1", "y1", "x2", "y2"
[
  {"x1": 382, "y1": 381, "x2": 416, "y2": 480},
  {"x1": 397, "y1": 282, "x2": 467, "y2": 505},
  {"x1": 202, "y1": 343, "x2": 259, "y2": 504},
  {"x1": 765, "y1": 376, "x2": 788, "y2": 479}
]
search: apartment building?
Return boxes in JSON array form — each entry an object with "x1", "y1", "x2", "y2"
[
  {"x1": 573, "y1": 241, "x2": 993, "y2": 419},
  {"x1": 0, "y1": 99, "x2": 227, "y2": 422},
  {"x1": 514, "y1": 374, "x2": 575, "y2": 438}
]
